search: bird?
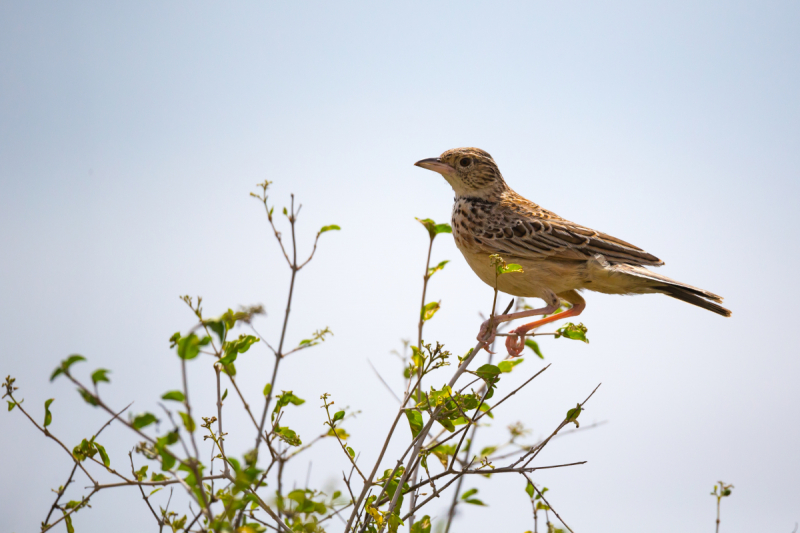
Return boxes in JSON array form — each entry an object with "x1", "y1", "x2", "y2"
[{"x1": 415, "y1": 147, "x2": 730, "y2": 356}]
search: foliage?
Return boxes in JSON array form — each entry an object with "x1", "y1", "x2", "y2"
[{"x1": 3, "y1": 181, "x2": 606, "y2": 533}]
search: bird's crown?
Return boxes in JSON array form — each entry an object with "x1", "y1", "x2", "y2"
[{"x1": 435, "y1": 147, "x2": 507, "y2": 198}]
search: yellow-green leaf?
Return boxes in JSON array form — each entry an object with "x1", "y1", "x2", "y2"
[
  {"x1": 524, "y1": 339, "x2": 544, "y2": 358},
  {"x1": 44, "y1": 398, "x2": 54, "y2": 427},
  {"x1": 179, "y1": 411, "x2": 196, "y2": 433},
  {"x1": 555, "y1": 323, "x2": 589, "y2": 343},
  {"x1": 421, "y1": 301, "x2": 440, "y2": 322},
  {"x1": 565, "y1": 403, "x2": 582, "y2": 428},
  {"x1": 94, "y1": 441, "x2": 110, "y2": 467},
  {"x1": 405, "y1": 409, "x2": 423, "y2": 437}
]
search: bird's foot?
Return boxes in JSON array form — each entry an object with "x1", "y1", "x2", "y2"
[
  {"x1": 505, "y1": 327, "x2": 527, "y2": 357},
  {"x1": 477, "y1": 319, "x2": 497, "y2": 354}
]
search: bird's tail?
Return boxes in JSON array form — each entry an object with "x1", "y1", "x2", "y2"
[
  {"x1": 605, "y1": 262, "x2": 732, "y2": 317},
  {"x1": 657, "y1": 284, "x2": 731, "y2": 317}
]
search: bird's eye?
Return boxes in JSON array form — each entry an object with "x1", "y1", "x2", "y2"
[{"x1": 459, "y1": 157, "x2": 472, "y2": 167}]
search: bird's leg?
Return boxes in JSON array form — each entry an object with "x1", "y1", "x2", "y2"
[
  {"x1": 477, "y1": 292, "x2": 560, "y2": 352},
  {"x1": 505, "y1": 291, "x2": 586, "y2": 357}
]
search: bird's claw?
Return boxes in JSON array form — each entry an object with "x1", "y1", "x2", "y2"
[
  {"x1": 477, "y1": 319, "x2": 497, "y2": 354},
  {"x1": 505, "y1": 328, "x2": 527, "y2": 357}
]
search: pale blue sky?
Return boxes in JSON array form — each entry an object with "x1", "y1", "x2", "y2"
[{"x1": 1, "y1": 2, "x2": 799, "y2": 532}]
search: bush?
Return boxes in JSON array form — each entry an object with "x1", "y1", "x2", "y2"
[{"x1": 4, "y1": 181, "x2": 600, "y2": 533}]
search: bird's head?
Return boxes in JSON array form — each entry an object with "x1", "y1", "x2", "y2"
[{"x1": 415, "y1": 147, "x2": 507, "y2": 199}]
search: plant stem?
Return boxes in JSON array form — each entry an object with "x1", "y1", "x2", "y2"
[{"x1": 408, "y1": 236, "x2": 435, "y2": 530}]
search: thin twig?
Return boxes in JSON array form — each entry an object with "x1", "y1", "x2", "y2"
[
  {"x1": 380, "y1": 340, "x2": 485, "y2": 531},
  {"x1": 129, "y1": 452, "x2": 162, "y2": 529},
  {"x1": 368, "y1": 360, "x2": 401, "y2": 403},
  {"x1": 6, "y1": 391, "x2": 97, "y2": 485},
  {"x1": 523, "y1": 472, "x2": 574, "y2": 533},
  {"x1": 41, "y1": 490, "x2": 98, "y2": 533}
]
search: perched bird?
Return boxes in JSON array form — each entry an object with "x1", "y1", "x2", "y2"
[{"x1": 415, "y1": 147, "x2": 730, "y2": 356}]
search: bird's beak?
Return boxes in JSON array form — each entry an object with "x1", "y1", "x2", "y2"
[{"x1": 414, "y1": 157, "x2": 454, "y2": 175}]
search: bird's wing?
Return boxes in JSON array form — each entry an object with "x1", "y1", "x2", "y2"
[{"x1": 464, "y1": 194, "x2": 664, "y2": 266}]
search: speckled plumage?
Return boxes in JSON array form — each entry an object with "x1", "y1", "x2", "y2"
[{"x1": 415, "y1": 147, "x2": 730, "y2": 355}]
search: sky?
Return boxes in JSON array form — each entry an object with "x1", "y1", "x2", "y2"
[{"x1": 1, "y1": 1, "x2": 799, "y2": 532}]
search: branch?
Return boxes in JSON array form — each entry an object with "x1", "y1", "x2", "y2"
[
  {"x1": 42, "y1": 401, "x2": 131, "y2": 525},
  {"x1": 240, "y1": 483, "x2": 294, "y2": 533},
  {"x1": 368, "y1": 359, "x2": 401, "y2": 404},
  {"x1": 379, "y1": 340, "x2": 486, "y2": 530},
  {"x1": 41, "y1": 490, "x2": 98, "y2": 533},
  {"x1": 522, "y1": 472, "x2": 574, "y2": 533},
  {"x1": 6, "y1": 391, "x2": 96, "y2": 485},
  {"x1": 513, "y1": 383, "x2": 601, "y2": 470},
  {"x1": 129, "y1": 452, "x2": 162, "y2": 529}
]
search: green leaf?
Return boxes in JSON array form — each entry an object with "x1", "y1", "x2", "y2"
[
  {"x1": 44, "y1": 398, "x2": 54, "y2": 427},
  {"x1": 205, "y1": 319, "x2": 226, "y2": 344},
  {"x1": 7, "y1": 401, "x2": 15, "y2": 412},
  {"x1": 219, "y1": 352, "x2": 237, "y2": 366},
  {"x1": 161, "y1": 390, "x2": 185, "y2": 402},
  {"x1": 421, "y1": 301, "x2": 440, "y2": 322},
  {"x1": 72, "y1": 438, "x2": 97, "y2": 461},
  {"x1": 150, "y1": 472, "x2": 167, "y2": 482},
  {"x1": 405, "y1": 410, "x2": 423, "y2": 437},
  {"x1": 416, "y1": 218, "x2": 452, "y2": 239},
  {"x1": 497, "y1": 358, "x2": 524, "y2": 373},
  {"x1": 524, "y1": 339, "x2": 544, "y2": 359},
  {"x1": 169, "y1": 332, "x2": 181, "y2": 348},
  {"x1": 346, "y1": 446, "x2": 355, "y2": 458},
  {"x1": 275, "y1": 426, "x2": 302, "y2": 446},
  {"x1": 475, "y1": 364, "x2": 501, "y2": 382},
  {"x1": 427, "y1": 260, "x2": 449, "y2": 277},
  {"x1": 463, "y1": 498, "x2": 486, "y2": 506},
  {"x1": 461, "y1": 488, "x2": 478, "y2": 500},
  {"x1": 434, "y1": 223, "x2": 452, "y2": 235},
  {"x1": 333, "y1": 410, "x2": 345, "y2": 422},
  {"x1": 320, "y1": 224, "x2": 341, "y2": 234},
  {"x1": 437, "y1": 417, "x2": 455, "y2": 432},
  {"x1": 416, "y1": 218, "x2": 437, "y2": 239},
  {"x1": 263, "y1": 383, "x2": 272, "y2": 397},
  {"x1": 555, "y1": 322, "x2": 589, "y2": 343},
  {"x1": 489, "y1": 254, "x2": 524, "y2": 276},
  {"x1": 64, "y1": 512, "x2": 74, "y2": 533},
  {"x1": 149, "y1": 487, "x2": 163, "y2": 496},
  {"x1": 328, "y1": 427, "x2": 350, "y2": 439},
  {"x1": 78, "y1": 388, "x2": 99, "y2": 407},
  {"x1": 273, "y1": 391, "x2": 305, "y2": 413},
  {"x1": 220, "y1": 334, "x2": 259, "y2": 365},
  {"x1": 176, "y1": 333, "x2": 211, "y2": 360},
  {"x1": 91, "y1": 368, "x2": 111, "y2": 385},
  {"x1": 50, "y1": 354, "x2": 86, "y2": 381},
  {"x1": 525, "y1": 482, "x2": 535, "y2": 498},
  {"x1": 221, "y1": 388, "x2": 228, "y2": 401},
  {"x1": 565, "y1": 403, "x2": 582, "y2": 428},
  {"x1": 410, "y1": 516, "x2": 431, "y2": 533},
  {"x1": 478, "y1": 446, "x2": 496, "y2": 457},
  {"x1": 221, "y1": 361, "x2": 236, "y2": 377},
  {"x1": 134, "y1": 465, "x2": 148, "y2": 481},
  {"x1": 160, "y1": 449, "x2": 176, "y2": 471},
  {"x1": 94, "y1": 441, "x2": 110, "y2": 467},
  {"x1": 179, "y1": 411, "x2": 196, "y2": 432},
  {"x1": 132, "y1": 412, "x2": 158, "y2": 429}
]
